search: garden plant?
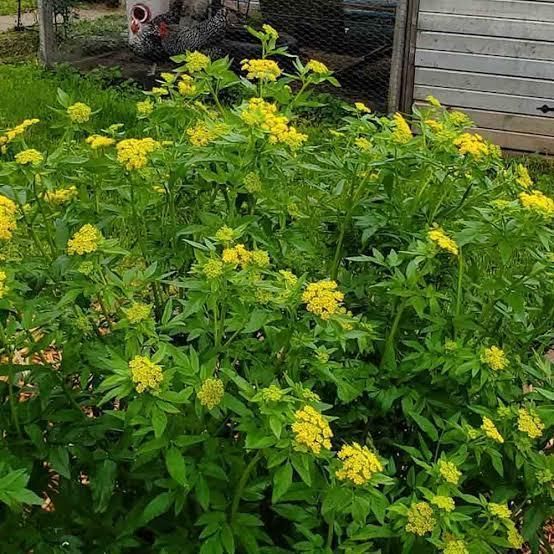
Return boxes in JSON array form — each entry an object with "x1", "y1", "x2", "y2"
[{"x1": 0, "y1": 26, "x2": 553, "y2": 554}]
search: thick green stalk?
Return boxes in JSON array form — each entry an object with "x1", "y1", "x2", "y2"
[{"x1": 230, "y1": 452, "x2": 261, "y2": 522}]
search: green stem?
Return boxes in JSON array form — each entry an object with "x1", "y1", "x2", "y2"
[
  {"x1": 381, "y1": 301, "x2": 407, "y2": 369},
  {"x1": 32, "y1": 177, "x2": 56, "y2": 257},
  {"x1": 8, "y1": 369, "x2": 22, "y2": 438},
  {"x1": 230, "y1": 451, "x2": 261, "y2": 522},
  {"x1": 326, "y1": 516, "x2": 335, "y2": 550},
  {"x1": 455, "y1": 250, "x2": 464, "y2": 324},
  {"x1": 331, "y1": 180, "x2": 357, "y2": 280}
]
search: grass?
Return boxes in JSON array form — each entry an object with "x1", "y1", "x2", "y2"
[
  {"x1": 0, "y1": 63, "x2": 143, "y2": 146},
  {"x1": 0, "y1": 28, "x2": 38, "y2": 63},
  {"x1": 0, "y1": 0, "x2": 35, "y2": 16}
]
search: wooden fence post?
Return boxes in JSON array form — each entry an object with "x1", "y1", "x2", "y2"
[{"x1": 37, "y1": 0, "x2": 57, "y2": 66}]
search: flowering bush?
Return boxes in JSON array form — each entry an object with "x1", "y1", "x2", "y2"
[{"x1": 0, "y1": 26, "x2": 553, "y2": 554}]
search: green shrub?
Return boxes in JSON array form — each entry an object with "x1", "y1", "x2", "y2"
[{"x1": 0, "y1": 27, "x2": 553, "y2": 554}]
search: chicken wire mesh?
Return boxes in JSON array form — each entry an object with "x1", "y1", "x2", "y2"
[{"x1": 39, "y1": 0, "x2": 399, "y2": 111}]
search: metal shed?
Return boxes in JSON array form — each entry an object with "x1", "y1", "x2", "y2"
[{"x1": 390, "y1": 0, "x2": 554, "y2": 154}]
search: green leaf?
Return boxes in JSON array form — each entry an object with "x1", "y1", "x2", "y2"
[
  {"x1": 50, "y1": 446, "x2": 71, "y2": 479},
  {"x1": 407, "y1": 411, "x2": 439, "y2": 441},
  {"x1": 290, "y1": 453, "x2": 312, "y2": 486},
  {"x1": 166, "y1": 447, "x2": 187, "y2": 486},
  {"x1": 92, "y1": 459, "x2": 117, "y2": 513},
  {"x1": 141, "y1": 492, "x2": 174, "y2": 525},
  {"x1": 272, "y1": 463, "x2": 292, "y2": 503},
  {"x1": 196, "y1": 474, "x2": 210, "y2": 511},
  {"x1": 221, "y1": 524, "x2": 235, "y2": 554},
  {"x1": 152, "y1": 406, "x2": 168, "y2": 439}
]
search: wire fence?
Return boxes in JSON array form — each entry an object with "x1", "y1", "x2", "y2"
[{"x1": 37, "y1": 0, "x2": 400, "y2": 111}]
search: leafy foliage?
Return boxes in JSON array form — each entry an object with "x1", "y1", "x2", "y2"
[{"x1": 0, "y1": 26, "x2": 553, "y2": 554}]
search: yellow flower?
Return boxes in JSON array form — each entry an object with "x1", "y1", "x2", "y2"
[
  {"x1": 428, "y1": 227, "x2": 459, "y2": 256},
  {"x1": 136, "y1": 100, "x2": 154, "y2": 116},
  {"x1": 85, "y1": 135, "x2": 115, "y2": 150},
  {"x1": 197, "y1": 378, "x2": 224, "y2": 409},
  {"x1": 445, "y1": 340, "x2": 458, "y2": 352},
  {"x1": 0, "y1": 195, "x2": 17, "y2": 241},
  {"x1": 507, "y1": 523, "x2": 524, "y2": 549},
  {"x1": 405, "y1": 502, "x2": 435, "y2": 536},
  {"x1": 116, "y1": 138, "x2": 160, "y2": 170},
  {"x1": 355, "y1": 137, "x2": 372, "y2": 151},
  {"x1": 44, "y1": 186, "x2": 78, "y2": 205},
  {"x1": 78, "y1": 261, "x2": 94, "y2": 275},
  {"x1": 0, "y1": 270, "x2": 8, "y2": 298},
  {"x1": 481, "y1": 417, "x2": 504, "y2": 443},
  {"x1": 129, "y1": 355, "x2": 163, "y2": 393},
  {"x1": 151, "y1": 87, "x2": 168, "y2": 96},
  {"x1": 279, "y1": 270, "x2": 297, "y2": 286},
  {"x1": 515, "y1": 164, "x2": 533, "y2": 189},
  {"x1": 222, "y1": 244, "x2": 252, "y2": 267},
  {"x1": 517, "y1": 407, "x2": 544, "y2": 439},
  {"x1": 185, "y1": 51, "x2": 210, "y2": 72},
  {"x1": 301, "y1": 388, "x2": 320, "y2": 402},
  {"x1": 448, "y1": 111, "x2": 472, "y2": 127},
  {"x1": 262, "y1": 23, "x2": 279, "y2": 40},
  {"x1": 453, "y1": 133, "x2": 489, "y2": 158},
  {"x1": 178, "y1": 74, "x2": 197, "y2": 96},
  {"x1": 215, "y1": 226, "x2": 234, "y2": 242},
  {"x1": 306, "y1": 59, "x2": 329, "y2": 74},
  {"x1": 488, "y1": 502, "x2": 511, "y2": 520},
  {"x1": 519, "y1": 189, "x2": 554, "y2": 216},
  {"x1": 335, "y1": 442, "x2": 383, "y2": 485},
  {"x1": 0, "y1": 118, "x2": 39, "y2": 148},
  {"x1": 251, "y1": 250, "x2": 270, "y2": 268},
  {"x1": 202, "y1": 259, "x2": 224, "y2": 279},
  {"x1": 302, "y1": 280, "x2": 344, "y2": 320},
  {"x1": 187, "y1": 122, "x2": 227, "y2": 147},
  {"x1": 292, "y1": 405, "x2": 333, "y2": 454},
  {"x1": 67, "y1": 102, "x2": 92, "y2": 124},
  {"x1": 244, "y1": 172, "x2": 262, "y2": 193},
  {"x1": 392, "y1": 113, "x2": 412, "y2": 144},
  {"x1": 425, "y1": 119, "x2": 444, "y2": 133},
  {"x1": 261, "y1": 384, "x2": 284, "y2": 402},
  {"x1": 443, "y1": 539, "x2": 468, "y2": 554},
  {"x1": 431, "y1": 495, "x2": 455, "y2": 512},
  {"x1": 438, "y1": 460, "x2": 461, "y2": 485},
  {"x1": 481, "y1": 346, "x2": 508, "y2": 371},
  {"x1": 160, "y1": 72, "x2": 175, "y2": 83},
  {"x1": 355, "y1": 102, "x2": 371, "y2": 113},
  {"x1": 123, "y1": 302, "x2": 152, "y2": 324},
  {"x1": 67, "y1": 224, "x2": 102, "y2": 255},
  {"x1": 15, "y1": 149, "x2": 43, "y2": 166},
  {"x1": 426, "y1": 95, "x2": 441, "y2": 107},
  {"x1": 241, "y1": 59, "x2": 282, "y2": 81},
  {"x1": 277, "y1": 126, "x2": 308, "y2": 149}
]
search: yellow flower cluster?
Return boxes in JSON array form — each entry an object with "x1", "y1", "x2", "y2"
[
  {"x1": 426, "y1": 95, "x2": 441, "y2": 107},
  {"x1": 261, "y1": 384, "x2": 284, "y2": 402},
  {"x1": 187, "y1": 122, "x2": 227, "y2": 147},
  {"x1": 15, "y1": 148, "x2": 44, "y2": 166},
  {"x1": 151, "y1": 87, "x2": 169, "y2": 97},
  {"x1": 515, "y1": 164, "x2": 533, "y2": 189},
  {"x1": 302, "y1": 280, "x2": 344, "y2": 320},
  {"x1": 438, "y1": 460, "x2": 461, "y2": 484},
  {"x1": 443, "y1": 539, "x2": 468, "y2": 554},
  {"x1": 335, "y1": 442, "x2": 382, "y2": 485},
  {"x1": 488, "y1": 502, "x2": 511, "y2": 519},
  {"x1": 85, "y1": 135, "x2": 115, "y2": 150},
  {"x1": 178, "y1": 74, "x2": 197, "y2": 96},
  {"x1": 197, "y1": 378, "x2": 224, "y2": 409},
  {"x1": 67, "y1": 224, "x2": 102, "y2": 255},
  {"x1": 306, "y1": 59, "x2": 329, "y2": 75},
  {"x1": 0, "y1": 118, "x2": 39, "y2": 150},
  {"x1": 481, "y1": 417, "x2": 504, "y2": 443},
  {"x1": 241, "y1": 58, "x2": 282, "y2": 81},
  {"x1": 244, "y1": 172, "x2": 262, "y2": 193},
  {"x1": 241, "y1": 98, "x2": 308, "y2": 148},
  {"x1": 262, "y1": 24, "x2": 279, "y2": 40},
  {"x1": 123, "y1": 302, "x2": 152, "y2": 324},
  {"x1": 116, "y1": 138, "x2": 160, "y2": 170},
  {"x1": 136, "y1": 100, "x2": 154, "y2": 116},
  {"x1": 454, "y1": 133, "x2": 489, "y2": 158},
  {"x1": 355, "y1": 137, "x2": 372, "y2": 151},
  {"x1": 425, "y1": 119, "x2": 444, "y2": 133},
  {"x1": 355, "y1": 102, "x2": 371, "y2": 113},
  {"x1": 292, "y1": 405, "x2": 333, "y2": 454},
  {"x1": 202, "y1": 259, "x2": 224, "y2": 279},
  {"x1": 405, "y1": 502, "x2": 436, "y2": 536},
  {"x1": 215, "y1": 225, "x2": 234, "y2": 242},
  {"x1": 517, "y1": 407, "x2": 544, "y2": 439},
  {"x1": 392, "y1": 113, "x2": 412, "y2": 144},
  {"x1": 185, "y1": 51, "x2": 210, "y2": 72},
  {"x1": 0, "y1": 196, "x2": 17, "y2": 241},
  {"x1": 129, "y1": 355, "x2": 163, "y2": 393},
  {"x1": 481, "y1": 346, "x2": 508, "y2": 371},
  {"x1": 431, "y1": 495, "x2": 455, "y2": 512},
  {"x1": 67, "y1": 102, "x2": 92, "y2": 124},
  {"x1": 44, "y1": 186, "x2": 78, "y2": 205},
  {"x1": 279, "y1": 269, "x2": 298, "y2": 287},
  {"x1": 0, "y1": 270, "x2": 8, "y2": 299},
  {"x1": 428, "y1": 227, "x2": 459, "y2": 256},
  {"x1": 507, "y1": 523, "x2": 524, "y2": 549},
  {"x1": 222, "y1": 244, "x2": 270, "y2": 268},
  {"x1": 519, "y1": 189, "x2": 554, "y2": 216}
]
